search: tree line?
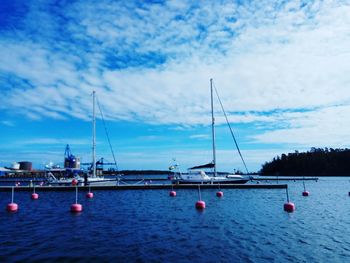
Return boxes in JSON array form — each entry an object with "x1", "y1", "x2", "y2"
[{"x1": 260, "y1": 148, "x2": 350, "y2": 176}]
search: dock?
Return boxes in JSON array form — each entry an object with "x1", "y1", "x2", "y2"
[
  {"x1": 0, "y1": 184, "x2": 287, "y2": 192},
  {"x1": 251, "y1": 177, "x2": 318, "y2": 181}
]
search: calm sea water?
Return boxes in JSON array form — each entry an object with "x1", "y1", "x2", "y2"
[{"x1": 1, "y1": 177, "x2": 350, "y2": 262}]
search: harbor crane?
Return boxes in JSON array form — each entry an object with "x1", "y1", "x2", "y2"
[{"x1": 64, "y1": 144, "x2": 79, "y2": 168}]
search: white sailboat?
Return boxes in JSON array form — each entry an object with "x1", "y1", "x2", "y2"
[
  {"x1": 84, "y1": 90, "x2": 119, "y2": 185},
  {"x1": 172, "y1": 79, "x2": 250, "y2": 184},
  {"x1": 46, "y1": 91, "x2": 119, "y2": 186}
]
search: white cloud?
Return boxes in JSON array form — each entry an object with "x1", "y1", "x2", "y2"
[
  {"x1": 1, "y1": 121, "x2": 15, "y2": 127},
  {"x1": 252, "y1": 105, "x2": 350, "y2": 147},
  {"x1": 9, "y1": 138, "x2": 91, "y2": 146},
  {"x1": 189, "y1": 134, "x2": 210, "y2": 140},
  {"x1": 1, "y1": 0, "x2": 350, "y2": 149}
]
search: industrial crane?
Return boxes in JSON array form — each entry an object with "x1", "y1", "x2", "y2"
[
  {"x1": 64, "y1": 144, "x2": 78, "y2": 168},
  {"x1": 81, "y1": 158, "x2": 116, "y2": 170}
]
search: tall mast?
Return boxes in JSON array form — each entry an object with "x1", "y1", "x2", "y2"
[
  {"x1": 92, "y1": 90, "x2": 96, "y2": 178},
  {"x1": 210, "y1": 78, "x2": 217, "y2": 177}
]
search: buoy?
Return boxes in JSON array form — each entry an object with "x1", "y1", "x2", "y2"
[
  {"x1": 31, "y1": 193, "x2": 39, "y2": 200},
  {"x1": 169, "y1": 185, "x2": 176, "y2": 197},
  {"x1": 216, "y1": 191, "x2": 223, "y2": 197},
  {"x1": 7, "y1": 187, "x2": 18, "y2": 212},
  {"x1": 195, "y1": 185, "x2": 206, "y2": 210},
  {"x1": 302, "y1": 191, "x2": 309, "y2": 197},
  {"x1": 284, "y1": 187, "x2": 295, "y2": 213},
  {"x1": 216, "y1": 184, "x2": 223, "y2": 197},
  {"x1": 31, "y1": 185, "x2": 39, "y2": 200},
  {"x1": 284, "y1": 202, "x2": 295, "y2": 212},
  {"x1": 71, "y1": 186, "x2": 82, "y2": 213},
  {"x1": 302, "y1": 178, "x2": 309, "y2": 197},
  {"x1": 7, "y1": 203, "x2": 18, "y2": 212},
  {"x1": 71, "y1": 179, "x2": 78, "y2": 186},
  {"x1": 71, "y1": 203, "x2": 83, "y2": 212},
  {"x1": 86, "y1": 186, "x2": 94, "y2": 198},
  {"x1": 195, "y1": 200, "x2": 206, "y2": 209}
]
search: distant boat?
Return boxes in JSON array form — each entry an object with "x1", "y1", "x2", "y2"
[
  {"x1": 46, "y1": 91, "x2": 119, "y2": 186},
  {"x1": 46, "y1": 171, "x2": 83, "y2": 186},
  {"x1": 45, "y1": 170, "x2": 118, "y2": 186},
  {"x1": 171, "y1": 79, "x2": 250, "y2": 185}
]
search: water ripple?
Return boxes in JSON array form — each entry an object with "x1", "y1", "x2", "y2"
[{"x1": 0, "y1": 179, "x2": 350, "y2": 261}]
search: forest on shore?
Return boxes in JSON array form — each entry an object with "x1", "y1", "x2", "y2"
[{"x1": 260, "y1": 148, "x2": 350, "y2": 176}]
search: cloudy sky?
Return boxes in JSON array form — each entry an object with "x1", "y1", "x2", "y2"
[{"x1": 1, "y1": 0, "x2": 350, "y2": 172}]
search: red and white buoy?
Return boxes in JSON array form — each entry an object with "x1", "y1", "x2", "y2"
[
  {"x1": 71, "y1": 203, "x2": 82, "y2": 212},
  {"x1": 31, "y1": 192, "x2": 39, "y2": 200},
  {"x1": 86, "y1": 192, "x2": 94, "y2": 198},
  {"x1": 86, "y1": 186, "x2": 94, "y2": 198},
  {"x1": 284, "y1": 187, "x2": 295, "y2": 213},
  {"x1": 216, "y1": 191, "x2": 223, "y2": 197},
  {"x1": 71, "y1": 186, "x2": 83, "y2": 213},
  {"x1": 7, "y1": 202, "x2": 18, "y2": 212},
  {"x1": 302, "y1": 177, "x2": 309, "y2": 197},
  {"x1": 196, "y1": 200, "x2": 206, "y2": 209},
  {"x1": 31, "y1": 185, "x2": 39, "y2": 200},
  {"x1": 302, "y1": 191, "x2": 309, "y2": 197},
  {"x1": 195, "y1": 185, "x2": 206, "y2": 209},
  {"x1": 169, "y1": 184, "x2": 176, "y2": 197},
  {"x1": 7, "y1": 187, "x2": 18, "y2": 212},
  {"x1": 216, "y1": 184, "x2": 223, "y2": 197},
  {"x1": 284, "y1": 201, "x2": 295, "y2": 212}
]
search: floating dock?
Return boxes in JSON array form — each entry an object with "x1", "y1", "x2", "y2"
[{"x1": 0, "y1": 184, "x2": 287, "y2": 192}]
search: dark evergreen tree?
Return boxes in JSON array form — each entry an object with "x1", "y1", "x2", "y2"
[{"x1": 260, "y1": 148, "x2": 350, "y2": 176}]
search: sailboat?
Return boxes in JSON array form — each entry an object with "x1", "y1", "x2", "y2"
[
  {"x1": 172, "y1": 79, "x2": 250, "y2": 184},
  {"x1": 46, "y1": 91, "x2": 119, "y2": 186}
]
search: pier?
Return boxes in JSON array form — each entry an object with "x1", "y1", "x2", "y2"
[
  {"x1": 0, "y1": 183, "x2": 287, "y2": 192},
  {"x1": 251, "y1": 177, "x2": 318, "y2": 181}
]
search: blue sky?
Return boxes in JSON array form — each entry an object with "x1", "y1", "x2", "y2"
[{"x1": 1, "y1": 0, "x2": 350, "y2": 172}]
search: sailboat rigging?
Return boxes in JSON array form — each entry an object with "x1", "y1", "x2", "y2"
[
  {"x1": 171, "y1": 79, "x2": 250, "y2": 184},
  {"x1": 46, "y1": 91, "x2": 119, "y2": 186}
]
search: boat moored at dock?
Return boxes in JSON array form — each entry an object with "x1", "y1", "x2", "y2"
[
  {"x1": 171, "y1": 79, "x2": 250, "y2": 185},
  {"x1": 173, "y1": 170, "x2": 249, "y2": 184}
]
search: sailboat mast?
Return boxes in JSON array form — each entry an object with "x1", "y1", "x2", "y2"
[
  {"x1": 210, "y1": 79, "x2": 217, "y2": 177},
  {"x1": 92, "y1": 90, "x2": 96, "y2": 178}
]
